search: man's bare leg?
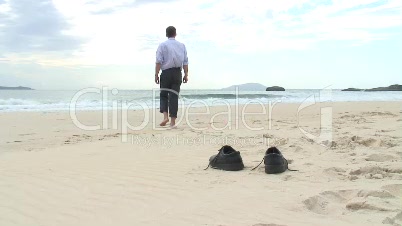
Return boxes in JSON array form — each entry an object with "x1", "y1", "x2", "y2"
[
  {"x1": 170, "y1": 117, "x2": 177, "y2": 128},
  {"x1": 160, "y1": 112, "x2": 169, "y2": 126}
]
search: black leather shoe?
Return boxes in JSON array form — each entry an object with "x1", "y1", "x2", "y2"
[
  {"x1": 205, "y1": 145, "x2": 244, "y2": 171},
  {"x1": 263, "y1": 147, "x2": 288, "y2": 174}
]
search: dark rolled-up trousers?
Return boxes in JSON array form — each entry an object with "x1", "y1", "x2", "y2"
[{"x1": 159, "y1": 67, "x2": 182, "y2": 118}]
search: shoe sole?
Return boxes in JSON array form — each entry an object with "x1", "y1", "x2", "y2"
[
  {"x1": 265, "y1": 164, "x2": 287, "y2": 174},
  {"x1": 211, "y1": 162, "x2": 244, "y2": 171}
]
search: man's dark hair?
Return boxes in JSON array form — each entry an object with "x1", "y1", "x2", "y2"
[{"x1": 166, "y1": 26, "x2": 176, "y2": 38}]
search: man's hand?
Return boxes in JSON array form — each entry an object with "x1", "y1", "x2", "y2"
[
  {"x1": 155, "y1": 63, "x2": 161, "y2": 84},
  {"x1": 183, "y1": 75, "x2": 188, "y2": 83}
]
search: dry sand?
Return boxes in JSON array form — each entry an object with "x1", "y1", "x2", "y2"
[{"x1": 0, "y1": 102, "x2": 401, "y2": 226}]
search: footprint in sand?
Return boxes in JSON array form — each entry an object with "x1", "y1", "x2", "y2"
[
  {"x1": 378, "y1": 129, "x2": 396, "y2": 133},
  {"x1": 381, "y1": 184, "x2": 402, "y2": 198},
  {"x1": 349, "y1": 166, "x2": 402, "y2": 180},
  {"x1": 382, "y1": 211, "x2": 402, "y2": 226},
  {"x1": 19, "y1": 133, "x2": 35, "y2": 136},
  {"x1": 365, "y1": 154, "x2": 399, "y2": 162},
  {"x1": 64, "y1": 134, "x2": 96, "y2": 145},
  {"x1": 293, "y1": 146, "x2": 303, "y2": 152},
  {"x1": 282, "y1": 175, "x2": 293, "y2": 181},
  {"x1": 303, "y1": 188, "x2": 401, "y2": 217},
  {"x1": 331, "y1": 135, "x2": 398, "y2": 149},
  {"x1": 272, "y1": 138, "x2": 289, "y2": 146},
  {"x1": 363, "y1": 111, "x2": 397, "y2": 117},
  {"x1": 323, "y1": 167, "x2": 347, "y2": 179},
  {"x1": 263, "y1": 134, "x2": 274, "y2": 139}
]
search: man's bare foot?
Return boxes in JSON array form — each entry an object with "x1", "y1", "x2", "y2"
[
  {"x1": 169, "y1": 122, "x2": 177, "y2": 129},
  {"x1": 159, "y1": 119, "x2": 169, "y2": 126}
]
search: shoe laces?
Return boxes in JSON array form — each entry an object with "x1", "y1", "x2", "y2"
[
  {"x1": 203, "y1": 147, "x2": 223, "y2": 170},
  {"x1": 251, "y1": 157, "x2": 264, "y2": 171},
  {"x1": 251, "y1": 156, "x2": 298, "y2": 172}
]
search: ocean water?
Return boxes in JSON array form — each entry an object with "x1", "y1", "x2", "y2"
[{"x1": 0, "y1": 89, "x2": 401, "y2": 112}]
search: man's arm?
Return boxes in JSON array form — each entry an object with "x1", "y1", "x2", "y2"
[
  {"x1": 155, "y1": 63, "x2": 161, "y2": 84},
  {"x1": 155, "y1": 44, "x2": 163, "y2": 84},
  {"x1": 183, "y1": 65, "x2": 188, "y2": 83},
  {"x1": 183, "y1": 45, "x2": 189, "y2": 83},
  {"x1": 155, "y1": 63, "x2": 161, "y2": 76}
]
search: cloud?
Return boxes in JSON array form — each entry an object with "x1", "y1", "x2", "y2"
[
  {"x1": 292, "y1": 0, "x2": 402, "y2": 39},
  {"x1": 190, "y1": 0, "x2": 402, "y2": 51},
  {"x1": 0, "y1": 0, "x2": 84, "y2": 53},
  {"x1": 1, "y1": 0, "x2": 401, "y2": 67},
  {"x1": 85, "y1": 0, "x2": 178, "y2": 14}
]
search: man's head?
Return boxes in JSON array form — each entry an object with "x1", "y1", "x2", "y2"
[{"x1": 166, "y1": 26, "x2": 176, "y2": 38}]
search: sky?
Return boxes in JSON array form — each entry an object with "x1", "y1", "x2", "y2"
[{"x1": 0, "y1": 0, "x2": 401, "y2": 90}]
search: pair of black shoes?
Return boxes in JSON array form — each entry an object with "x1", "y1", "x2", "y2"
[{"x1": 205, "y1": 145, "x2": 291, "y2": 174}]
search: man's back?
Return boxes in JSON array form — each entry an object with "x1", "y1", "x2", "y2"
[{"x1": 156, "y1": 38, "x2": 188, "y2": 70}]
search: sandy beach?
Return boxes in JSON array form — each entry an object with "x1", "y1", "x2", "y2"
[{"x1": 0, "y1": 101, "x2": 401, "y2": 226}]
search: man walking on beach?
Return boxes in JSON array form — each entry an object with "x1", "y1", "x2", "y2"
[{"x1": 155, "y1": 26, "x2": 189, "y2": 128}]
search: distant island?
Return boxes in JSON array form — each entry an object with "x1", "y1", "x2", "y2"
[
  {"x1": 342, "y1": 84, "x2": 402, "y2": 91},
  {"x1": 342, "y1": 88, "x2": 363, "y2": 91},
  {"x1": 222, "y1": 83, "x2": 267, "y2": 91},
  {"x1": 0, "y1": 86, "x2": 34, "y2": 90},
  {"x1": 266, "y1": 86, "x2": 285, "y2": 91}
]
